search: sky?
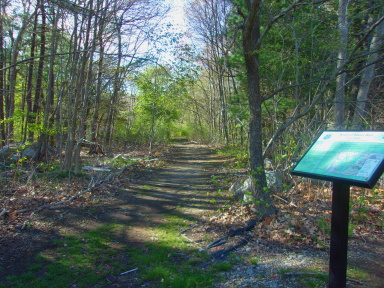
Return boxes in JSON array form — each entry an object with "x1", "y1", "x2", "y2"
[{"x1": 164, "y1": 0, "x2": 188, "y2": 31}]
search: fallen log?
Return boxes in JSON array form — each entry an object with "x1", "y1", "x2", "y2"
[{"x1": 82, "y1": 166, "x2": 112, "y2": 172}]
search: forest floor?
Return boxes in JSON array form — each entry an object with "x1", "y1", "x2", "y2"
[{"x1": 0, "y1": 142, "x2": 383, "y2": 287}]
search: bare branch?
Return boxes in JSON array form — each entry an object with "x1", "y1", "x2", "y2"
[
  {"x1": 0, "y1": 51, "x2": 152, "y2": 72},
  {"x1": 263, "y1": 78, "x2": 325, "y2": 101}
]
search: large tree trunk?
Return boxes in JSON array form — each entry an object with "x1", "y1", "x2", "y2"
[
  {"x1": 242, "y1": 0, "x2": 277, "y2": 217},
  {"x1": 74, "y1": 0, "x2": 100, "y2": 170}
]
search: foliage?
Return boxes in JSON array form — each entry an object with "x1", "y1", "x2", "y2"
[{"x1": 130, "y1": 65, "x2": 193, "y2": 143}]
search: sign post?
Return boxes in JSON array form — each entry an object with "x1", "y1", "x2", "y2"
[
  {"x1": 291, "y1": 131, "x2": 384, "y2": 288},
  {"x1": 329, "y1": 182, "x2": 350, "y2": 288}
]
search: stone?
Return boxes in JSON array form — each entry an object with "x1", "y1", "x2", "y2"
[
  {"x1": 240, "y1": 177, "x2": 254, "y2": 194},
  {"x1": 10, "y1": 153, "x2": 21, "y2": 160},
  {"x1": 229, "y1": 181, "x2": 242, "y2": 193},
  {"x1": 0, "y1": 146, "x2": 9, "y2": 155},
  {"x1": 231, "y1": 170, "x2": 284, "y2": 200},
  {"x1": 22, "y1": 148, "x2": 37, "y2": 158},
  {"x1": 264, "y1": 158, "x2": 273, "y2": 169},
  {"x1": 246, "y1": 268, "x2": 254, "y2": 275},
  {"x1": 243, "y1": 193, "x2": 255, "y2": 202},
  {"x1": 230, "y1": 177, "x2": 256, "y2": 202},
  {"x1": 265, "y1": 170, "x2": 283, "y2": 193}
]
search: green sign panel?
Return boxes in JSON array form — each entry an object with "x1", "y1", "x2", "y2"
[{"x1": 291, "y1": 131, "x2": 384, "y2": 188}]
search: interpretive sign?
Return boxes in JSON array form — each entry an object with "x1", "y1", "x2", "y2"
[
  {"x1": 291, "y1": 130, "x2": 384, "y2": 288},
  {"x1": 292, "y1": 130, "x2": 384, "y2": 188}
]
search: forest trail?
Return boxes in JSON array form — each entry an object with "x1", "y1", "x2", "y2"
[
  {"x1": 92, "y1": 142, "x2": 229, "y2": 243},
  {"x1": 0, "y1": 142, "x2": 230, "y2": 285},
  {"x1": 1, "y1": 142, "x2": 383, "y2": 287},
  {"x1": 26, "y1": 142, "x2": 231, "y2": 247}
]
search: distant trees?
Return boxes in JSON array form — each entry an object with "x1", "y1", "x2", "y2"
[
  {"x1": 186, "y1": 0, "x2": 236, "y2": 144},
  {"x1": 0, "y1": 0, "x2": 167, "y2": 170},
  {"x1": 132, "y1": 66, "x2": 186, "y2": 147}
]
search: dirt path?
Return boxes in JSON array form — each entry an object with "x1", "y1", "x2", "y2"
[
  {"x1": 1, "y1": 142, "x2": 230, "y2": 286},
  {"x1": 92, "y1": 142, "x2": 228, "y2": 243}
]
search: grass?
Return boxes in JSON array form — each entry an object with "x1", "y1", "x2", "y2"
[
  {"x1": 211, "y1": 262, "x2": 231, "y2": 272},
  {"x1": 140, "y1": 184, "x2": 152, "y2": 190},
  {"x1": 4, "y1": 224, "x2": 127, "y2": 288},
  {"x1": 347, "y1": 266, "x2": 369, "y2": 281},
  {"x1": 0, "y1": 214, "x2": 217, "y2": 288},
  {"x1": 249, "y1": 257, "x2": 259, "y2": 265},
  {"x1": 102, "y1": 156, "x2": 140, "y2": 169},
  {"x1": 120, "y1": 213, "x2": 218, "y2": 287},
  {"x1": 280, "y1": 268, "x2": 328, "y2": 287},
  {"x1": 215, "y1": 146, "x2": 249, "y2": 168}
]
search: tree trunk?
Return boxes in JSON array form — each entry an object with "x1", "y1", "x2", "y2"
[
  {"x1": 90, "y1": 0, "x2": 106, "y2": 153},
  {"x1": 63, "y1": 13, "x2": 81, "y2": 171},
  {"x1": 105, "y1": 15, "x2": 123, "y2": 146},
  {"x1": 334, "y1": 0, "x2": 349, "y2": 129},
  {"x1": 35, "y1": 3, "x2": 56, "y2": 161},
  {"x1": 0, "y1": 1, "x2": 6, "y2": 145},
  {"x1": 351, "y1": 17, "x2": 383, "y2": 129},
  {"x1": 32, "y1": 0, "x2": 46, "y2": 142},
  {"x1": 73, "y1": 0, "x2": 95, "y2": 173},
  {"x1": 7, "y1": 12, "x2": 30, "y2": 141},
  {"x1": 25, "y1": 9, "x2": 39, "y2": 142},
  {"x1": 242, "y1": 0, "x2": 277, "y2": 217}
]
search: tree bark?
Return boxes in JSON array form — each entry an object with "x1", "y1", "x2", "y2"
[
  {"x1": 32, "y1": 0, "x2": 46, "y2": 142},
  {"x1": 105, "y1": 12, "x2": 123, "y2": 146},
  {"x1": 25, "y1": 9, "x2": 38, "y2": 142},
  {"x1": 351, "y1": 16, "x2": 383, "y2": 129},
  {"x1": 0, "y1": 0, "x2": 6, "y2": 145},
  {"x1": 63, "y1": 12, "x2": 81, "y2": 171},
  {"x1": 90, "y1": 0, "x2": 107, "y2": 153},
  {"x1": 334, "y1": 0, "x2": 349, "y2": 129},
  {"x1": 73, "y1": 0, "x2": 95, "y2": 173},
  {"x1": 7, "y1": 11, "x2": 31, "y2": 141},
  {"x1": 35, "y1": 3, "x2": 57, "y2": 161},
  {"x1": 242, "y1": 0, "x2": 277, "y2": 217}
]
